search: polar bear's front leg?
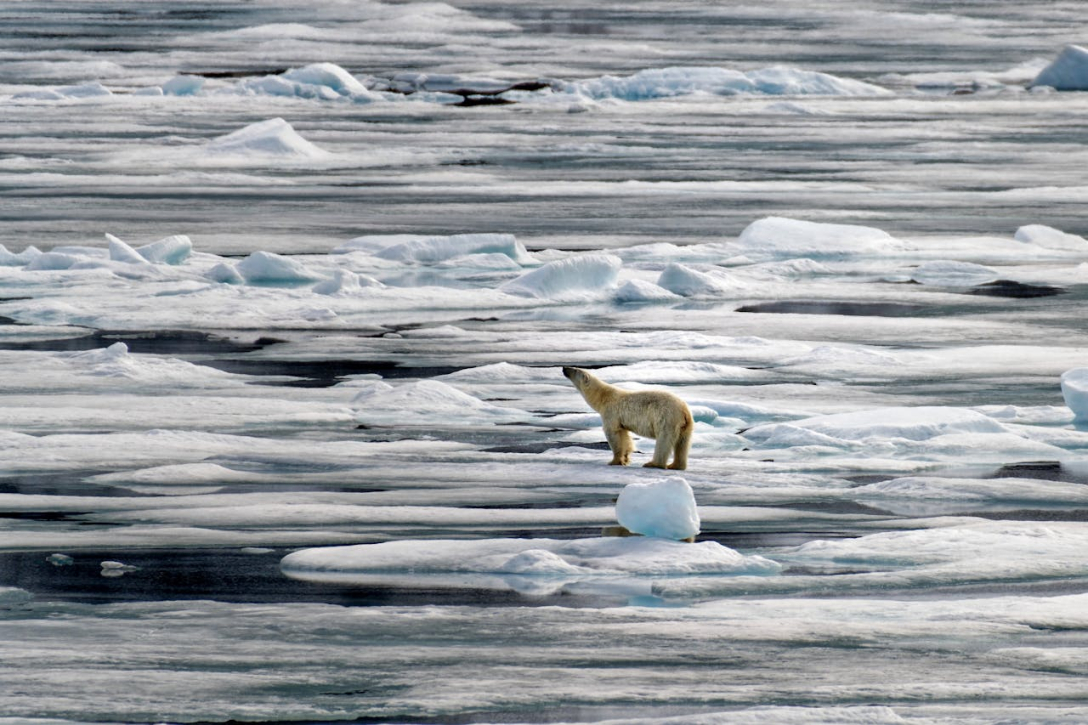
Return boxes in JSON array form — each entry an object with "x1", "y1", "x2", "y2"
[{"x1": 604, "y1": 426, "x2": 633, "y2": 466}]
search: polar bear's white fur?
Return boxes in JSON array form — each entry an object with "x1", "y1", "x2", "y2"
[{"x1": 563, "y1": 366, "x2": 693, "y2": 470}]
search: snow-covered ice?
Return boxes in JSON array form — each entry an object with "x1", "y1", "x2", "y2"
[{"x1": 5, "y1": 1, "x2": 1088, "y2": 722}]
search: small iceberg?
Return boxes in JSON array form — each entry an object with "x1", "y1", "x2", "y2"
[
  {"x1": 204, "y1": 118, "x2": 328, "y2": 159},
  {"x1": 234, "y1": 250, "x2": 322, "y2": 285},
  {"x1": 1031, "y1": 44, "x2": 1088, "y2": 90},
  {"x1": 1061, "y1": 368, "x2": 1088, "y2": 422}
]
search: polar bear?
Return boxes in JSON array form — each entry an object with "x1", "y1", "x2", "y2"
[{"x1": 562, "y1": 366, "x2": 693, "y2": 470}]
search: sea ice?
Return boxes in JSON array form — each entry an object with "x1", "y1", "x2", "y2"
[
  {"x1": 135, "y1": 234, "x2": 193, "y2": 265},
  {"x1": 615, "y1": 478, "x2": 701, "y2": 541},
  {"x1": 354, "y1": 379, "x2": 532, "y2": 426},
  {"x1": 161, "y1": 75, "x2": 204, "y2": 96},
  {"x1": 374, "y1": 233, "x2": 536, "y2": 265},
  {"x1": 1015, "y1": 224, "x2": 1088, "y2": 251},
  {"x1": 612, "y1": 278, "x2": 681, "y2": 303},
  {"x1": 910, "y1": 260, "x2": 998, "y2": 286},
  {"x1": 0, "y1": 244, "x2": 40, "y2": 266},
  {"x1": 657, "y1": 263, "x2": 746, "y2": 297},
  {"x1": 312, "y1": 269, "x2": 383, "y2": 295},
  {"x1": 11, "y1": 81, "x2": 112, "y2": 101},
  {"x1": 745, "y1": 406, "x2": 1009, "y2": 444},
  {"x1": 499, "y1": 254, "x2": 621, "y2": 300},
  {"x1": 234, "y1": 250, "x2": 322, "y2": 284},
  {"x1": 557, "y1": 66, "x2": 888, "y2": 101},
  {"x1": 1060, "y1": 368, "x2": 1088, "y2": 421},
  {"x1": 280, "y1": 535, "x2": 778, "y2": 582},
  {"x1": 106, "y1": 234, "x2": 150, "y2": 265},
  {"x1": 1031, "y1": 44, "x2": 1088, "y2": 90},
  {"x1": 204, "y1": 118, "x2": 328, "y2": 159},
  {"x1": 733, "y1": 216, "x2": 905, "y2": 260}
]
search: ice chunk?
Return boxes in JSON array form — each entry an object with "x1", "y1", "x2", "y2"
[
  {"x1": 355, "y1": 379, "x2": 531, "y2": 426},
  {"x1": 499, "y1": 254, "x2": 621, "y2": 300},
  {"x1": 312, "y1": 269, "x2": 383, "y2": 295},
  {"x1": 560, "y1": 66, "x2": 887, "y2": 101},
  {"x1": 136, "y1": 234, "x2": 192, "y2": 264},
  {"x1": 204, "y1": 118, "x2": 328, "y2": 159},
  {"x1": 100, "y1": 560, "x2": 139, "y2": 578},
  {"x1": 0, "y1": 244, "x2": 41, "y2": 266},
  {"x1": 47, "y1": 553, "x2": 73, "y2": 566},
  {"x1": 228, "y1": 63, "x2": 383, "y2": 103},
  {"x1": 161, "y1": 75, "x2": 204, "y2": 96},
  {"x1": 1031, "y1": 45, "x2": 1088, "y2": 90},
  {"x1": 282, "y1": 63, "x2": 370, "y2": 95},
  {"x1": 24, "y1": 251, "x2": 83, "y2": 271},
  {"x1": 375, "y1": 233, "x2": 536, "y2": 265},
  {"x1": 206, "y1": 262, "x2": 244, "y2": 284},
  {"x1": 615, "y1": 478, "x2": 701, "y2": 541},
  {"x1": 1015, "y1": 224, "x2": 1088, "y2": 251},
  {"x1": 657, "y1": 263, "x2": 745, "y2": 297},
  {"x1": 734, "y1": 217, "x2": 904, "y2": 260},
  {"x1": 910, "y1": 260, "x2": 998, "y2": 286},
  {"x1": 235, "y1": 250, "x2": 322, "y2": 284},
  {"x1": 106, "y1": 234, "x2": 151, "y2": 265},
  {"x1": 1061, "y1": 368, "x2": 1088, "y2": 421},
  {"x1": 613, "y1": 278, "x2": 681, "y2": 303}
]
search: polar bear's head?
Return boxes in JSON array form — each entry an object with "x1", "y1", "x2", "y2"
[
  {"x1": 563, "y1": 366, "x2": 600, "y2": 397},
  {"x1": 562, "y1": 366, "x2": 586, "y2": 385}
]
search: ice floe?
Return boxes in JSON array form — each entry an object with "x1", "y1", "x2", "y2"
[
  {"x1": 554, "y1": 66, "x2": 889, "y2": 101},
  {"x1": 281, "y1": 535, "x2": 779, "y2": 594}
]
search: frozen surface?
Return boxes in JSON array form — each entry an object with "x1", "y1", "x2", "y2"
[{"x1": 4, "y1": 1, "x2": 1088, "y2": 722}]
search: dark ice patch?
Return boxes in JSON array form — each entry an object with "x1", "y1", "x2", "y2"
[
  {"x1": 483, "y1": 441, "x2": 612, "y2": 454},
  {"x1": 0, "y1": 329, "x2": 273, "y2": 355},
  {"x1": 736, "y1": 300, "x2": 930, "y2": 317},
  {"x1": 202, "y1": 359, "x2": 464, "y2": 387},
  {"x1": 967, "y1": 280, "x2": 1066, "y2": 298}
]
